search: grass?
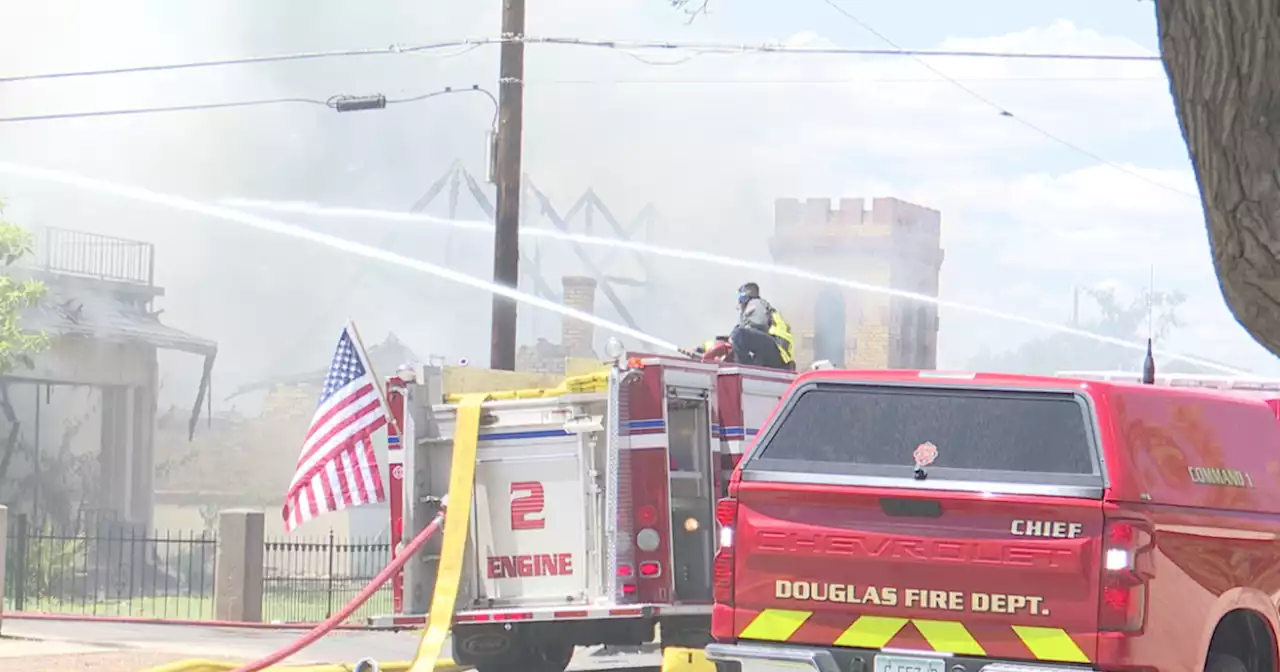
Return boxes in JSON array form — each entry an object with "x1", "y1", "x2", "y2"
[{"x1": 3, "y1": 586, "x2": 395, "y2": 625}]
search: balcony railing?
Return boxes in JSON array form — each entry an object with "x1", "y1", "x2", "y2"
[{"x1": 35, "y1": 227, "x2": 154, "y2": 286}]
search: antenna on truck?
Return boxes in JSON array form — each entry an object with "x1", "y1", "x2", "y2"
[{"x1": 1142, "y1": 265, "x2": 1156, "y2": 385}]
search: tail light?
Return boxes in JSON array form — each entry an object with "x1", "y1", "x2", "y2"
[
  {"x1": 639, "y1": 561, "x2": 663, "y2": 578},
  {"x1": 1099, "y1": 517, "x2": 1153, "y2": 633},
  {"x1": 714, "y1": 497, "x2": 738, "y2": 603},
  {"x1": 617, "y1": 563, "x2": 636, "y2": 599}
]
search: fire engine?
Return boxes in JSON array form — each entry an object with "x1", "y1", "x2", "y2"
[{"x1": 368, "y1": 346, "x2": 794, "y2": 672}]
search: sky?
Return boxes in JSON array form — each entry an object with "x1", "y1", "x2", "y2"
[{"x1": 0, "y1": 0, "x2": 1275, "y2": 413}]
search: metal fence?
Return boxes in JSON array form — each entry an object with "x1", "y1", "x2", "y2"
[
  {"x1": 3, "y1": 515, "x2": 218, "y2": 619},
  {"x1": 3, "y1": 518, "x2": 392, "y2": 624},
  {"x1": 262, "y1": 530, "x2": 392, "y2": 624},
  {"x1": 36, "y1": 226, "x2": 155, "y2": 285}
]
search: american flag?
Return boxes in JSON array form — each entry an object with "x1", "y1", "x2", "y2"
[{"x1": 282, "y1": 326, "x2": 388, "y2": 532}]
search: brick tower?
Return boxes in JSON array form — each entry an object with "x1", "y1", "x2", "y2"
[{"x1": 768, "y1": 197, "x2": 944, "y2": 370}]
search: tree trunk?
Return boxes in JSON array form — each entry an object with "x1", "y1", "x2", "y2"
[{"x1": 1156, "y1": 1, "x2": 1280, "y2": 356}]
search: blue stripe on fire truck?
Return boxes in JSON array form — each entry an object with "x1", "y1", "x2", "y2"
[{"x1": 623, "y1": 419, "x2": 666, "y2": 435}]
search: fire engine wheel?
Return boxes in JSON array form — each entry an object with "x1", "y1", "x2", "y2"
[
  {"x1": 525, "y1": 640, "x2": 575, "y2": 672},
  {"x1": 472, "y1": 640, "x2": 574, "y2": 672},
  {"x1": 1206, "y1": 653, "x2": 1249, "y2": 672}
]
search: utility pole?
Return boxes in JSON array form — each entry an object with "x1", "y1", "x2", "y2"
[{"x1": 489, "y1": 0, "x2": 526, "y2": 371}]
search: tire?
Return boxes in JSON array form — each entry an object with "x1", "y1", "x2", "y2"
[
  {"x1": 526, "y1": 640, "x2": 574, "y2": 672},
  {"x1": 475, "y1": 640, "x2": 574, "y2": 672},
  {"x1": 1206, "y1": 652, "x2": 1250, "y2": 672}
]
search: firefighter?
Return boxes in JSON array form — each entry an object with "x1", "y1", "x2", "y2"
[{"x1": 730, "y1": 282, "x2": 795, "y2": 371}]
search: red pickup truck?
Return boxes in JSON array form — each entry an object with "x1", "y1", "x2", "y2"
[{"x1": 706, "y1": 369, "x2": 1280, "y2": 672}]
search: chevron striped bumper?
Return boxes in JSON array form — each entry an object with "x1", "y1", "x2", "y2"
[{"x1": 704, "y1": 642, "x2": 1097, "y2": 672}]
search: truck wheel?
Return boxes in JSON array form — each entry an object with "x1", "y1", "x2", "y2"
[
  {"x1": 1206, "y1": 653, "x2": 1249, "y2": 672},
  {"x1": 523, "y1": 640, "x2": 574, "y2": 672}
]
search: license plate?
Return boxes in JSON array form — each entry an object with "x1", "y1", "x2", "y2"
[{"x1": 874, "y1": 653, "x2": 947, "y2": 672}]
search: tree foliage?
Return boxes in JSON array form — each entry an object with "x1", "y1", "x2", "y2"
[
  {"x1": 966, "y1": 287, "x2": 1195, "y2": 375},
  {"x1": 0, "y1": 202, "x2": 47, "y2": 373}
]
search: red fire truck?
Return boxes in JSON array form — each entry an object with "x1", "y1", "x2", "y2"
[{"x1": 368, "y1": 350, "x2": 794, "y2": 672}]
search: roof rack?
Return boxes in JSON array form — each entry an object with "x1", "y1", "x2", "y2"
[{"x1": 1056, "y1": 370, "x2": 1280, "y2": 393}]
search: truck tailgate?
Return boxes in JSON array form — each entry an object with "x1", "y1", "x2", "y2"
[
  {"x1": 734, "y1": 483, "x2": 1102, "y2": 662},
  {"x1": 728, "y1": 379, "x2": 1106, "y2": 665}
]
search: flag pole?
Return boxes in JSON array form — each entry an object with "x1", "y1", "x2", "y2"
[{"x1": 346, "y1": 319, "x2": 402, "y2": 436}]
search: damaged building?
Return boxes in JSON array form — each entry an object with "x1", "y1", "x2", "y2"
[{"x1": 2, "y1": 227, "x2": 215, "y2": 531}]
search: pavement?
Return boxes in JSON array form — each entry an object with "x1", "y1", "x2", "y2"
[
  {"x1": 0, "y1": 636, "x2": 251, "y2": 672},
  {"x1": 0, "y1": 619, "x2": 661, "y2": 670}
]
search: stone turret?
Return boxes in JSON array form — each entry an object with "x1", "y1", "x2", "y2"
[{"x1": 769, "y1": 197, "x2": 944, "y2": 369}]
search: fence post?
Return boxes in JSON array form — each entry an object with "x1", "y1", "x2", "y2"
[
  {"x1": 213, "y1": 509, "x2": 264, "y2": 622},
  {"x1": 326, "y1": 529, "x2": 336, "y2": 618},
  {"x1": 12, "y1": 513, "x2": 26, "y2": 611},
  {"x1": 0, "y1": 505, "x2": 7, "y2": 629}
]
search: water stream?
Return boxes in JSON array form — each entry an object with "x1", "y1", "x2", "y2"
[
  {"x1": 0, "y1": 162, "x2": 680, "y2": 354},
  {"x1": 219, "y1": 198, "x2": 1251, "y2": 377}
]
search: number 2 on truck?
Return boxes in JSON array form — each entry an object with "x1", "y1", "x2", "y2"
[{"x1": 510, "y1": 481, "x2": 546, "y2": 530}]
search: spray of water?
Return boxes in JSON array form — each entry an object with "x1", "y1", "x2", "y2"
[
  {"x1": 219, "y1": 199, "x2": 1253, "y2": 377},
  {"x1": 0, "y1": 162, "x2": 680, "y2": 355}
]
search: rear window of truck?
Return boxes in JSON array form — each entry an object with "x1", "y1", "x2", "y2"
[{"x1": 749, "y1": 382, "x2": 1100, "y2": 483}]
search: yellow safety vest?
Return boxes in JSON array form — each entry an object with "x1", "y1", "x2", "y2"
[{"x1": 767, "y1": 307, "x2": 795, "y2": 365}]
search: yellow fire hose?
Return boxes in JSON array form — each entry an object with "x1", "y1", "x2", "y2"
[
  {"x1": 407, "y1": 393, "x2": 484, "y2": 672},
  {"x1": 140, "y1": 394, "x2": 487, "y2": 672},
  {"x1": 140, "y1": 662, "x2": 468, "y2": 672}
]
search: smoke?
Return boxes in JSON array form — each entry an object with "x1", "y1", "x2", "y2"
[{"x1": 1, "y1": 0, "x2": 1275, "y2": 418}]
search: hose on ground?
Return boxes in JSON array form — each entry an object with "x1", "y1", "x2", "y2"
[{"x1": 230, "y1": 512, "x2": 445, "y2": 672}]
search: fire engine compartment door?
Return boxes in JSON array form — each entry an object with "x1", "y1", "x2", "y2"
[
  {"x1": 666, "y1": 387, "x2": 716, "y2": 603},
  {"x1": 471, "y1": 433, "x2": 590, "y2": 606}
]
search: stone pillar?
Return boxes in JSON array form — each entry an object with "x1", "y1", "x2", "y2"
[
  {"x1": 127, "y1": 349, "x2": 159, "y2": 529},
  {"x1": 214, "y1": 509, "x2": 265, "y2": 622},
  {"x1": 0, "y1": 505, "x2": 7, "y2": 629},
  {"x1": 98, "y1": 386, "x2": 126, "y2": 519},
  {"x1": 561, "y1": 276, "x2": 598, "y2": 357}
]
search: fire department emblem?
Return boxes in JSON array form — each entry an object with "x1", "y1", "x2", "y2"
[
  {"x1": 913, "y1": 442, "x2": 938, "y2": 468},
  {"x1": 391, "y1": 465, "x2": 405, "y2": 480}
]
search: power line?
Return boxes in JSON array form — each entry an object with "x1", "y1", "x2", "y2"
[
  {"x1": 818, "y1": 0, "x2": 1198, "y2": 200},
  {"x1": 0, "y1": 74, "x2": 1156, "y2": 123},
  {"x1": 0, "y1": 97, "x2": 329, "y2": 123},
  {"x1": 513, "y1": 75, "x2": 1164, "y2": 85},
  {"x1": 1, "y1": 35, "x2": 1162, "y2": 84},
  {"x1": 0, "y1": 85, "x2": 498, "y2": 125}
]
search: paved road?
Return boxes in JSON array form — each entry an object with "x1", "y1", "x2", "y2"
[{"x1": 1, "y1": 619, "x2": 661, "y2": 669}]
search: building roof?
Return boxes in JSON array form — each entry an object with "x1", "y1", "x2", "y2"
[
  {"x1": 225, "y1": 332, "x2": 422, "y2": 399},
  {"x1": 21, "y1": 273, "x2": 216, "y2": 357}
]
